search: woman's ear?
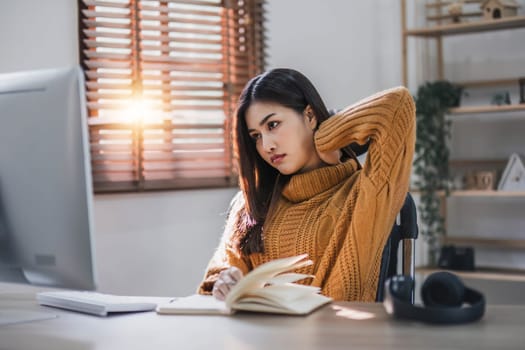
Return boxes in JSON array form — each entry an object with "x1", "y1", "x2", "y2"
[{"x1": 304, "y1": 105, "x2": 318, "y2": 130}]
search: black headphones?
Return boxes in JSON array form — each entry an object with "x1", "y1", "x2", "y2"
[{"x1": 383, "y1": 271, "x2": 485, "y2": 324}]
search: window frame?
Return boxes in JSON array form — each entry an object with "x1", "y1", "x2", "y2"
[{"x1": 77, "y1": 0, "x2": 266, "y2": 192}]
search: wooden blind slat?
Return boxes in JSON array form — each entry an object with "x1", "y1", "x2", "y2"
[
  {"x1": 141, "y1": 45, "x2": 221, "y2": 55},
  {"x1": 83, "y1": 29, "x2": 131, "y2": 39},
  {"x1": 139, "y1": 24, "x2": 221, "y2": 36},
  {"x1": 85, "y1": 71, "x2": 132, "y2": 79},
  {"x1": 140, "y1": 14, "x2": 221, "y2": 26},
  {"x1": 83, "y1": 19, "x2": 131, "y2": 29},
  {"x1": 141, "y1": 35, "x2": 221, "y2": 45},
  {"x1": 140, "y1": 62, "x2": 223, "y2": 73},
  {"x1": 140, "y1": 4, "x2": 220, "y2": 17},
  {"x1": 82, "y1": 10, "x2": 130, "y2": 19},
  {"x1": 86, "y1": 81, "x2": 133, "y2": 90},
  {"x1": 159, "y1": 0, "x2": 222, "y2": 7},
  {"x1": 83, "y1": 0, "x2": 131, "y2": 9},
  {"x1": 84, "y1": 40, "x2": 131, "y2": 50}
]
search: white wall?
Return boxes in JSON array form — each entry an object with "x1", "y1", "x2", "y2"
[
  {"x1": 93, "y1": 189, "x2": 237, "y2": 296},
  {"x1": 0, "y1": 0, "x2": 78, "y2": 72},
  {"x1": 265, "y1": 0, "x2": 403, "y2": 109}
]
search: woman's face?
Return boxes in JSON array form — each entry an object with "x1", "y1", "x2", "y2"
[{"x1": 245, "y1": 102, "x2": 323, "y2": 175}]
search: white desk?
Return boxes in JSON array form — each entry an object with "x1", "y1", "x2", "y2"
[{"x1": 1, "y1": 284, "x2": 525, "y2": 350}]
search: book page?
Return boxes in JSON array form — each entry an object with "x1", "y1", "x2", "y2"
[
  {"x1": 233, "y1": 292, "x2": 332, "y2": 315},
  {"x1": 266, "y1": 272, "x2": 313, "y2": 285},
  {"x1": 225, "y1": 254, "x2": 312, "y2": 306},
  {"x1": 243, "y1": 283, "x2": 322, "y2": 303}
]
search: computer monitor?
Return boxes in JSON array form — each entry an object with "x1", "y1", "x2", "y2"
[{"x1": 0, "y1": 66, "x2": 97, "y2": 291}]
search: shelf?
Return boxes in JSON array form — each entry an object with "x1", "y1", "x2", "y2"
[
  {"x1": 426, "y1": 12, "x2": 483, "y2": 22},
  {"x1": 408, "y1": 189, "x2": 525, "y2": 198},
  {"x1": 405, "y1": 15, "x2": 525, "y2": 37},
  {"x1": 449, "y1": 158, "x2": 507, "y2": 167},
  {"x1": 450, "y1": 190, "x2": 525, "y2": 197},
  {"x1": 417, "y1": 267, "x2": 525, "y2": 282},
  {"x1": 444, "y1": 236, "x2": 525, "y2": 249},
  {"x1": 449, "y1": 104, "x2": 525, "y2": 114},
  {"x1": 456, "y1": 78, "x2": 522, "y2": 88},
  {"x1": 425, "y1": 0, "x2": 483, "y2": 8}
]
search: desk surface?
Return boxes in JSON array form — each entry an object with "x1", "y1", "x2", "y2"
[{"x1": 1, "y1": 285, "x2": 525, "y2": 350}]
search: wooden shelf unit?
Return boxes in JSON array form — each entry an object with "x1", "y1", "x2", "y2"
[
  {"x1": 402, "y1": 0, "x2": 525, "y2": 280},
  {"x1": 417, "y1": 266, "x2": 525, "y2": 282}
]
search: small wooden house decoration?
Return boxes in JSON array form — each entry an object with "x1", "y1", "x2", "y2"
[
  {"x1": 447, "y1": 2, "x2": 464, "y2": 23},
  {"x1": 481, "y1": 0, "x2": 520, "y2": 20}
]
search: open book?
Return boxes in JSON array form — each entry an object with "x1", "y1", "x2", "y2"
[{"x1": 156, "y1": 254, "x2": 332, "y2": 316}]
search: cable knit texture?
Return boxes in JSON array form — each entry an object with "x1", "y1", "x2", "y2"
[{"x1": 198, "y1": 87, "x2": 415, "y2": 301}]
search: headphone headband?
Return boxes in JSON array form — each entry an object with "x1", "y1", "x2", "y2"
[{"x1": 384, "y1": 273, "x2": 486, "y2": 325}]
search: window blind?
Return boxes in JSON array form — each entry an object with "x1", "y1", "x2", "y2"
[{"x1": 78, "y1": 0, "x2": 266, "y2": 192}]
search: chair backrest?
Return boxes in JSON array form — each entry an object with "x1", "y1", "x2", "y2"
[{"x1": 375, "y1": 193, "x2": 419, "y2": 303}]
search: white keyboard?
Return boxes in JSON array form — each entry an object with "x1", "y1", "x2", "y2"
[{"x1": 37, "y1": 291, "x2": 158, "y2": 317}]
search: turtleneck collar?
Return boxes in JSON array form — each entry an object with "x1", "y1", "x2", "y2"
[{"x1": 281, "y1": 160, "x2": 359, "y2": 203}]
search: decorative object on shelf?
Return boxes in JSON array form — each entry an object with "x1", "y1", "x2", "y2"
[
  {"x1": 413, "y1": 80, "x2": 463, "y2": 265},
  {"x1": 480, "y1": 0, "x2": 520, "y2": 20},
  {"x1": 464, "y1": 170, "x2": 497, "y2": 190},
  {"x1": 451, "y1": 173, "x2": 466, "y2": 190},
  {"x1": 519, "y1": 78, "x2": 525, "y2": 103},
  {"x1": 490, "y1": 91, "x2": 511, "y2": 105},
  {"x1": 447, "y1": 1, "x2": 464, "y2": 23},
  {"x1": 498, "y1": 153, "x2": 525, "y2": 190}
]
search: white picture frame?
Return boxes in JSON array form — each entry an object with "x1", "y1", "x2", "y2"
[{"x1": 498, "y1": 153, "x2": 525, "y2": 191}]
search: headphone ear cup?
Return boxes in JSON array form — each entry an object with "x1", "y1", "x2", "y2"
[{"x1": 421, "y1": 271, "x2": 464, "y2": 308}]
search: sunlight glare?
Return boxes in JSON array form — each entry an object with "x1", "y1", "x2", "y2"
[
  {"x1": 120, "y1": 97, "x2": 164, "y2": 124},
  {"x1": 332, "y1": 305, "x2": 376, "y2": 320}
]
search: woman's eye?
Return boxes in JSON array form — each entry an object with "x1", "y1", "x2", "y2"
[
  {"x1": 267, "y1": 121, "x2": 279, "y2": 130},
  {"x1": 250, "y1": 133, "x2": 261, "y2": 141}
]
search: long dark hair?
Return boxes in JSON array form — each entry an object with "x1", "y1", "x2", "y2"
[{"x1": 232, "y1": 68, "x2": 357, "y2": 255}]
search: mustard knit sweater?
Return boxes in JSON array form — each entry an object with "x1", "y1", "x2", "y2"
[{"x1": 198, "y1": 86, "x2": 416, "y2": 301}]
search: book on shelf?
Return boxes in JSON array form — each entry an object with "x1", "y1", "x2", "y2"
[{"x1": 156, "y1": 254, "x2": 332, "y2": 316}]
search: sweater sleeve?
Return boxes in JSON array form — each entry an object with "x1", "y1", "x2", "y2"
[
  {"x1": 315, "y1": 87, "x2": 416, "y2": 300},
  {"x1": 197, "y1": 191, "x2": 252, "y2": 295},
  {"x1": 315, "y1": 86, "x2": 415, "y2": 195}
]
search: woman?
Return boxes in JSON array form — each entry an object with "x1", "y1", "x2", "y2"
[{"x1": 198, "y1": 68, "x2": 415, "y2": 302}]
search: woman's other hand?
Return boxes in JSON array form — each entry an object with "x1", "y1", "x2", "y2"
[{"x1": 212, "y1": 266, "x2": 243, "y2": 301}]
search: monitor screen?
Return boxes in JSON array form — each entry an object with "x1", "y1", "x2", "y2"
[{"x1": 0, "y1": 66, "x2": 97, "y2": 291}]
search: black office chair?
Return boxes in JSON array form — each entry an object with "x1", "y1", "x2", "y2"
[{"x1": 375, "y1": 193, "x2": 418, "y2": 303}]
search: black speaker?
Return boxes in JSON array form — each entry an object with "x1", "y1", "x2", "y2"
[
  {"x1": 383, "y1": 271, "x2": 485, "y2": 324},
  {"x1": 438, "y1": 245, "x2": 475, "y2": 271}
]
